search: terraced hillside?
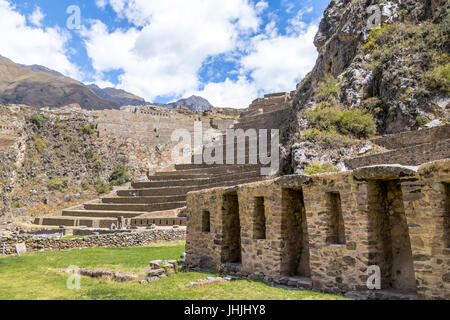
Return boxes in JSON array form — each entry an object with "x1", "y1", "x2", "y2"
[{"x1": 34, "y1": 92, "x2": 293, "y2": 228}]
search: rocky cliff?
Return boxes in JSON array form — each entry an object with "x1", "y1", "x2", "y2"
[{"x1": 285, "y1": 0, "x2": 449, "y2": 173}]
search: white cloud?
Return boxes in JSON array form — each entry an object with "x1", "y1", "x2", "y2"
[
  {"x1": 95, "y1": 0, "x2": 108, "y2": 9},
  {"x1": 82, "y1": 0, "x2": 262, "y2": 102},
  {"x1": 241, "y1": 23, "x2": 318, "y2": 93},
  {"x1": 193, "y1": 76, "x2": 258, "y2": 109},
  {"x1": 28, "y1": 6, "x2": 44, "y2": 27},
  {"x1": 83, "y1": 1, "x2": 319, "y2": 109},
  {"x1": 0, "y1": 0, "x2": 80, "y2": 79}
]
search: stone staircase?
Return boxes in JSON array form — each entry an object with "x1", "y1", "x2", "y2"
[
  {"x1": 346, "y1": 124, "x2": 450, "y2": 169},
  {"x1": 34, "y1": 92, "x2": 293, "y2": 229}
]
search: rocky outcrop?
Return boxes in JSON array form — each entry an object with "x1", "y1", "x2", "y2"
[{"x1": 285, "y1": 0, "x2": 450, "y2": 173}]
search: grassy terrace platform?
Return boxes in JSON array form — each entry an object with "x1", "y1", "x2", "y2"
[{"x1": 0, "y1": 242, "x2": 347, "y2": 300}]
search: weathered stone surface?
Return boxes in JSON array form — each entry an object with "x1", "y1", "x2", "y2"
[
  {"x1": 186, "y1": 159, "x2": 450, "y2": 300},
  {"x1": 353, "y1": 165, "x2": 418, "y2": 181},
  {"x1": 0, "y1": 229, "x2": 186, "y2": 255}
]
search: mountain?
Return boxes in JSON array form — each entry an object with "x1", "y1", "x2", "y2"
[
  {"x1": 21, "y1": 64, "x2": 65, "y2": 77},
  {"x1": 87, "y1": 84, "x2": 147, "y2": 106},
  {"x1": 164, "y1": 95, "x2": 212, "y2": 111},
  {"x1": 284, "y1": 0, "x2": 449, "y2": 173},
  {"x1": 0, "y1": 55, "x2": 119, "y2": 110},
  {"x1": 0, "y1": 55, "x2": 214, "y2": 111}
]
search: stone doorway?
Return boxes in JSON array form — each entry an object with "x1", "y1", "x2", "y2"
[
  {"x1": 368, "y1": 180, "x2": 417, "y2": 293},
  {"x1": 222, "y1": 193, "x2": 242, "y2": 264},
  {"x1": 282, "y1": 189, "x2": 311, "y2": 277}
]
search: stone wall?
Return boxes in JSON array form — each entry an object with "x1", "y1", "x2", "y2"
[
  {"x1": 0, "y1": 229, "x2": 186, "y2": 256},
  {"x1": 346, "y1": 139, "x2": 450, "y2": 169},
  {"x1": 186, "y1": 159, "x2": 450, "y2": 300},
  {"x1": 371, "y1": 124, "x2": 450, "y2": 150}
]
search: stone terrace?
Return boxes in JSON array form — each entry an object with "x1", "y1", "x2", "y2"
[
  {"x1": 346, "y1": 124, "x2": 450, "y2": 169},
  {"x1": 34, "y1": 93, "x2": 293, "y2": 229},
  {"x1": 185, "y1": 159, "x2": 450, "y2": 300}
]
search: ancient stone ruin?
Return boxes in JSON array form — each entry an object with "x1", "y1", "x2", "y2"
[
  {"x1": 185, "y1": 159, "x2": 450, "y2": 300},
  {"x1": 35, "y1": 93, "x2": 293, "y2": 229}
]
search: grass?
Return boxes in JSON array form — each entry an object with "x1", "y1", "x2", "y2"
[{"x1": 0, "y1": 242, "x2": 346, "y2": 300}]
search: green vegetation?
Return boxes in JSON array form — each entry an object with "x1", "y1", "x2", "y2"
[
  {"x1": 416, "y1": 115, "x2": 430, "y2": 127},
  {"x1": 0, "y1": 244, "x2": 346, "y2": 300},
  {"x1": 81, "y1": 180, "x2": 90, "y2": 191},
  {"x1": 425, "y1": 63, "x2": 450, "y2": 93},
  {"x1": 363, "y1": 21, "x2": 450, "y2": 95},
  {"x1": 48, "y1": 177, "x2": 70, "y2": 192},
  {"x1": 69, "y1": 142, "x2": 79, "y2": 153},
  {"x1": 84, "y1": 147, "x2": 97, "y2": 159},
  {"x1": 304, "y1": 162, "x2": 340, "y2": 175},
  {"x1": 306, "y1": 107, "x2": 376, "y2": 139},
  {"x1": 94, "y1": 179, "x2": 113, "y2": 195},
  {"x1": 63, "y1": 235, "x2": 85, "y2": 240},
  {"x1": 315, "y1": 74, "x2": 341, "y2": 103},
  {"x1": 81, "y1": 123, "x2": 96, "y2": 135},
  {"x1": 303, "y1": 128, "x2": 353, "y2": 148},
  {"x1": 33, "y1": 137, "x2": 46, "y2": 153},
  {"x1": 30, "y1": 114, "x2": 48, "y2": 128},
  {"x1": 109, "y1": 163, "x2": 131, "y2": 186},
  {"x1": 439, "y1": 8, "x2": 450, "y2": 37}
]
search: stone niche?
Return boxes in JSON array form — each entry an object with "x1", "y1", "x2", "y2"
[
  {"x1": 366, "y1": 179, "x2": 416, "y2": 293},
  {"x1": 186, "y1": 160, "x2": 450, "y2": 300}
]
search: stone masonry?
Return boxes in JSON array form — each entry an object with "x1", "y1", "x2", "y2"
[
  {"x1": 36, "y1": 93, "x2": 293, "y2": 229},
  {"x1": 186, "y1": 159, "x2": 450, "y2": 300}
]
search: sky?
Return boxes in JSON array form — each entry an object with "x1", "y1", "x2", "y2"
[{"x1": 0, "y1": 0, "x2": 330, "y2": 108}]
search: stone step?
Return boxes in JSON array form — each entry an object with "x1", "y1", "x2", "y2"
[
  {"x1": 174, "y1": 163, "x2": 261, "y2": 171},
  {"x1": 102, "y1": 195, "x2": 186, "y2": 204},
  {"x1": 84, "y1": 201, "x2": 186, "y2": 213},
  {"x1": 345, "y1": 139, "x2": 450, "y2": 169},
  {"x1": 371, "y1": 124, "x2": 450, "y2": 150},
  {"x1": 117, "y1": 176, "x2": 264, "y2": 197},
  {"x1": 62, "y1": 210, "x2": 147, "y2": 218},
  {"x1": 130, "y1": 217, "x2": 187, "y2": 227},
  {"x1": 35, "y1": 216, "x2": 116, "y2": 228},
  {"x1": 133, "y1": 170, "x2": 261, "y2": 188}
]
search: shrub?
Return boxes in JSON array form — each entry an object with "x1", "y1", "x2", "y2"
[
  {"x1": 338, "y1": 110, "x2": 377, "y2": 139},
  {"x1": 82, "y1": 123, "x2": 96, "y2": 135},
  {"x1": 306, "y1": 107, "x2": 377, "y2": 139},
  {"x1": 81, "y1": 180, "x2": 90, "y2": 191},
  {"x1": 94, "y1": 179, "x2": 113, "y2": 195},
  {"x1": 439, "y1": 8, "x2": 450, "y2": 36},
  {"x1": 306, "y1": 107, "x2": 341, "y2": 131},
  {"x1": 109, "y1": 163, "x2": 131, "y2": 186},
  {"x1": 304, "y1": 162, "x2": 340, "y2": 175},
  {"x1": 315, "y1": 74, "x2": 341, "y2": 102},
  {"x1": 30, "y1": 114, "x2": 48, "y2": 128},
  {"x1": 425, "y1": 63, "x2": 450, "y2": 93},
  {"x1": 69, "y1": 143, "x2": 79, "y2": 153},
  {"x1": 34, "y1": 137, "x2": 46, "y2": 153},
  {"x1": 48, "y1": 177, "x2": 69, "y2": 191},
  {"x1": 84, "y1": 147, "x2": 97, "y2": 159},
  {"x1": 302, "y1": 128, "x2": 353, "y2": 149},
  {"x1": 416, "y1": 115, "x2": 430, "y2": 126}
]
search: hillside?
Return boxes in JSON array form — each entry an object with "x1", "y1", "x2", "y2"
[
  {"x1": 0, "y1": 55, "x2": 119, "y2": 110},
  {"x1": 87, "y1": 84, "x2": 147, "y2": 106},
  {"x1": 164, "y1": 95, "x2": 213, "y2": 111},
  {"x1": 284, "y1": 0, "x2": 450, "y2": 174}
]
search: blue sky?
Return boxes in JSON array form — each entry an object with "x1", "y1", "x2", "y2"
[{"x1": 0, "y1": 0, "x2": 330, "y2": 107}]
